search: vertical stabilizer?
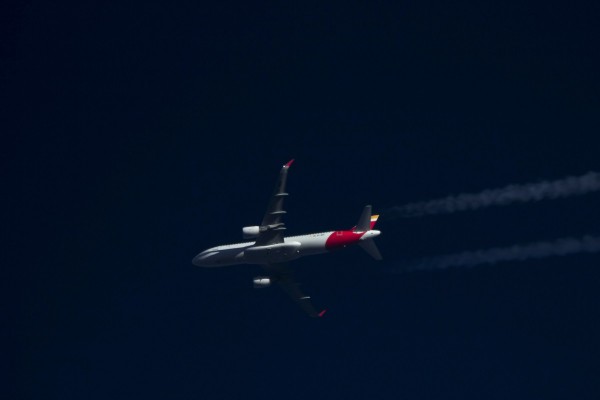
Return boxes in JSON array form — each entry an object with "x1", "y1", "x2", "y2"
[
  {"x1": 354, "y1": 205, "x2": 372, "y2": 232},
  {"x1": 354, "y1": 205, "x2": 382, "y2": 259}
]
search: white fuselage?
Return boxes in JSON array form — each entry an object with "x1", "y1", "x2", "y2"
[{"x1": 193, "y1": 230, "x2": 381, "y2": 267}]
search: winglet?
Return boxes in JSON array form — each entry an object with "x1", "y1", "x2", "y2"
[
  {"x1": 284, "y1": 159, "x2": 295, "y2": 168},
  {"x1": 318, "y1": 309, "x2": 327, "y2": 318}
]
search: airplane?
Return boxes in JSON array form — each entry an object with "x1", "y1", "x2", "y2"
[{"x1": 192, "y1": 159, "x2": 382, "y2": 318}]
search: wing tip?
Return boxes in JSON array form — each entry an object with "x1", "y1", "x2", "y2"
[{"x1": 284, "y1": 159, "x2": 295, "y2": 168}]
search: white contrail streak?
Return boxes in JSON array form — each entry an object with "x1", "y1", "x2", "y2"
[
  {"x1": 385, "y1": 171, "x2": 600, "y2": 218},
  {"x1": 390, "y1": 235, "x2": 600, "y2": 273}
]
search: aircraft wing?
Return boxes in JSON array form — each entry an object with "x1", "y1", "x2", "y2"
[
  {"x1": 264, "y1": 263, "x2": 327, "y2": 318},
  {"x1": 254, "y1": 159, "x2": 294, "y2": 246}
]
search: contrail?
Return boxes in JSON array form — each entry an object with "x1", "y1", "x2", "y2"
[
  {"x1": 385, "y1": 171, "x2": 600, "y2": 218},
  {"x1": 390, "y1": 235, "x2": 600, "y2": 273}
]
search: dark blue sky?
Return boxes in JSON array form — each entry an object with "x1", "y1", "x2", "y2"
[{"x1": 5, "y1": 1, "x2": 600, "y2": 399}]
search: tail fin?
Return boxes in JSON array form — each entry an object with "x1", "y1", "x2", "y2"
[
  {"x1": 354, "y1": 205, "x2": 382, "y2": 260},
  {"x1": 354, "y1": 205, "x2": 380, "y2": 232},
  {"x1": 355, "y1": 205, "x2": 372, "y2": 232},
  {"x1": 369, "y1": 214, "x2": 379, "y2": 230}
]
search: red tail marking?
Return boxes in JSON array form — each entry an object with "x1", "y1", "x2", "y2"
[
  {"x1": 284, "y1": 159, "x2": 295, "y2": 168},
  {"x1": 318, "y1": 309, "x2": 327, "y2": 317}
]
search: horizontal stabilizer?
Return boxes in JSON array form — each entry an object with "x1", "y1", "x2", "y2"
[{"x1": 359, "y1": 239, "x2": 382, "y2": 260}]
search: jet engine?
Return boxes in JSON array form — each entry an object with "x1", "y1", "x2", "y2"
[
  {"x1": 253, "y1": 276, "x2": 271, "y2": 288},
  {"x1": 243, "y1": 225, "x2": 260, "y2": 239}
]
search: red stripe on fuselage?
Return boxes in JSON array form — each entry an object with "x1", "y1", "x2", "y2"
[{"x1": 325, "y1": 230, "x2": 365, "y2": 250}]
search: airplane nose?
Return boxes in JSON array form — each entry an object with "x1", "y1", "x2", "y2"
[
  {"x1": 192, "y1": 250, "x2": 218, "y2": 266},
  {"x1": 192, "y1": 253, "x2": 203, "y2": 266}
]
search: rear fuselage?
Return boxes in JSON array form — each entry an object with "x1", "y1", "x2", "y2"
[{"x1": 193, "y1": 229, "x2": 381, "y2": 267}]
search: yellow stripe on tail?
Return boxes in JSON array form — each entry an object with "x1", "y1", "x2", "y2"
[{"x1": 370, "y1": 214, "x2": 379, "y2": 229}]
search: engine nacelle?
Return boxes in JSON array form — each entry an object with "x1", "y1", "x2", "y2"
[
  {"x1": 243, "y1": 225, "x2": 260, "y2": 239},
  {"x1": 253, "y1": 276, "x2": 271, "y2": 289}
]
